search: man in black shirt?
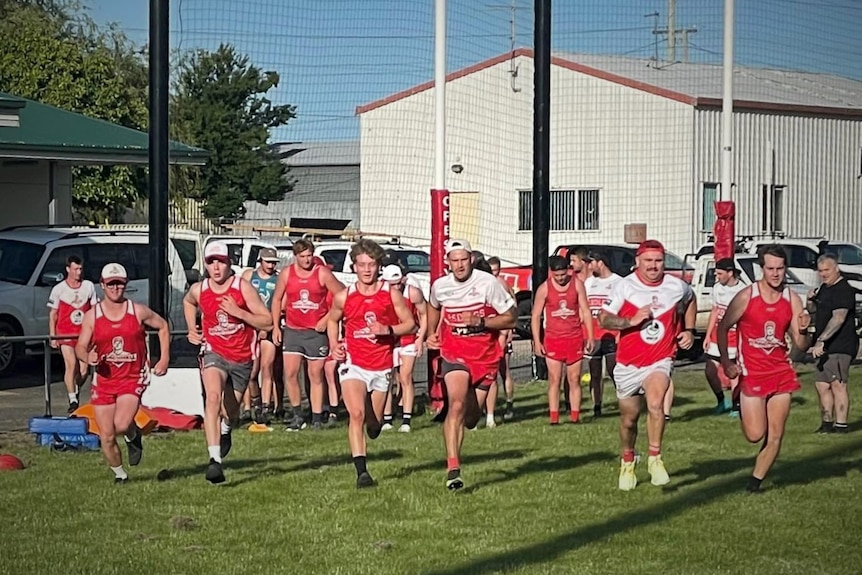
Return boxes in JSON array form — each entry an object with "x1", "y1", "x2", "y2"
[{"x1": 809, "y1": 254, "x2": 859, "y2": 434}]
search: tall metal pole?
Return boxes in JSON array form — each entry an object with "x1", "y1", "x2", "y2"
[
  {"x1": 720, "y1": 0, "x2": 734, "y2": 203},
  {"x1": 148, "y1": 0, "x2": 169, "y2": 356},
  {"x1": 668, "y1": 0, "x2": 676, "y2": 62},
  {"x1": 532, "y1": 0, "x2": 551, "y2": 294}
]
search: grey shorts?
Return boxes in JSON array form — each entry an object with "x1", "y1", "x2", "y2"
[
  {"x1": 815, "y1": 353, "x2": 852, "y2": 384},
  {"x1": 283, "y1": 327, "x2": 329, "y2": 360},
  {"x1": 586, "y1": 335, "x2": 618, "y2": 359},
  {"x1": 200, "y1": 352, "x2": 253, "y2": 394}
]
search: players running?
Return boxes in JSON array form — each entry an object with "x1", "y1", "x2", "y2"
[
  {"x1": 717, "y1": 244, "x2": 810, "y2": 493},
  {"x1": 327, "y1": 240, "x2": 415, "y2": 488},
  {"x1": 531, "y1": 255, "x2": 595, "y2": 424},
  {"x1": 600, "y1": 240, "x2": 696, "y2": 491},
  {"x1": 426, "y1": 239, "x2": 516, "y2": 491},
  {"x1": 48, "y1": 255, "x2": 98, "y2": 413},
  {"x1": 74, "y1": 263, "x2": 170, "y2": 483},
  {"x1": 183, "y1": 241, "x2": 274, "y2": 484}
]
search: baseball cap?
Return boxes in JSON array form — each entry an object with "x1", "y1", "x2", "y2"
[
  {"x1": 444, "y1": 239, "x2": 473, "y2": 256},
  {"x1": 101, "y1": 263, "x2": 128, "y2": 283},
  {"x1": 715, "y1": 257, "x2": 740, "y2": 273},
  {"x1": 636, "y1": 240, "x2": 665, "y2": 256},
  {"x1": 258, "y1": 248, "x2": 279, "y2": 262},
  {"x1": 204, "y1": 241, "x2": 230, "y2": 262},
  {"x1": 381, "y1": 264, "x2": 403, "y2": 282}
]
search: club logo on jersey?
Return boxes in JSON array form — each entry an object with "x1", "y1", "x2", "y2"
[
  {"x1": 747, "y1": 321, "x2": 784, "y2": 353},
  {"x1": 292, "y1": 289, "x2": 320, "y2": 313},
  {"x1": 104, "y1": 336, "x2": 137, "y2": 367},
  {"x1": 550, "y1": 300, "x2": 577, "y2": 319},
  {"x1": 640, "y1": 319, "x2": 665, "y2": 345},
  {"x1": 208, "y1": 310, "x2": 243, "y2": 338},
  {"x1": 352, "y1": 311, "x2": 378, "y2": 341},
  {"x1": 70, "y1": 309, "x2": 85, "y2": 326}
]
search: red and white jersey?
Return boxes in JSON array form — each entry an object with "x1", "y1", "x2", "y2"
[
  {"x1": 584, "y1": 273, "x2": 621, "y2": 339},
  {"x1": 343, "y1": 282, "x2": 399, "y2": 371},
  {"x1": 602, "y1": 272, "x2": 693, "y2": 367},
  {"x1": 200, "y1": 277, "x2": 257, "y2": 363},
  {"x1": 47, "y1": 280, "x2": 98, "y2": 338},
  {"x1": 93, "y1": 300, "x2": 148, "y2": 384},
  {"x1": 543, "y1": 279, "x2": 582, "y2": 340},
  {"x1": 705, "y1": 280, "x2": 748, "y2": 356},
  {"x1": 284, "y1": 265, "x2": 329, "y2": 330},
  {"x1": 736, "y1": 283, "x2": 795, "y2": 379},
  {"x1": 430, "y1": 269, "x2": 515, "y2": 367}
]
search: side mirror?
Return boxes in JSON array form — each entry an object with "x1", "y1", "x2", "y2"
[{"x1": 42, "y1": 272, "x2": 64, "y2": 285}]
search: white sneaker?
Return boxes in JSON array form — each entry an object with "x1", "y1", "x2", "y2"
[
  {"x1": 398, "y1": 424, "x2": 411, "y2": 433},
  {"x1": 648, "y1": 455, "x2": 670, "y2": 486},
  {"x1": 381, "y1": 423, "x2": 393, "y2": 431},
  {"x1": 619, "y1": 460, "x2": 637, "y2": 491},
  {"x1": 486, "y1": 418, "x2": 497, "y2": 429}
]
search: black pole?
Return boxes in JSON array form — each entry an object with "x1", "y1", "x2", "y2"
[
  {"x1": 148, "y1": 0, "x2": 169, "y2": 356},
  {"x1": 532, "y1": 0, "x2": 551, "y2": 295}
]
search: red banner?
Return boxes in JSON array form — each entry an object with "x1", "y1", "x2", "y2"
[
  {"x1": 713, "y1": 201, "x2": 736, "y2": 261},
  {"x1": 430, "y1": 189, "x2": 450, "y2": 281}
]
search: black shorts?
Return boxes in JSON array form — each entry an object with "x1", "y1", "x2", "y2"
[
  {"x1": 586, "y1": 335, "x2": 617, "y2": 359},
  {"x1": 200, "y1": 352, "x2": 253, "y2": 394}
]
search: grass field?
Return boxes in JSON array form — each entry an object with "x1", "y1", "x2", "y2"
[{"x1": 1, "y1": 366, "x2": 861, "y2": 575}]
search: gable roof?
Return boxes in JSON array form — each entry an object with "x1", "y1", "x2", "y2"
[
  {"x1": 356, "y1": 48, "x2": 862, "y2": 118},
  {"x1": 0, "y1": 92, "x2": 208, "y2": 165},
  {"x1": 270, "y1": 141, "x2": 360, "y2": 166}
]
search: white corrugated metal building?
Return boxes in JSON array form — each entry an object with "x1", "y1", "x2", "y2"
[{"x1": 357, "y1": 48, "x2": 862, "y2": 263}]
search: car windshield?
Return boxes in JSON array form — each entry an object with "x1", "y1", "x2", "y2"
[
  {"x1": 739, "y1": 258, "x2": 804, "y2": 285},
  {"x1": 387, "y1": 250, "x2": 430, "y2": 273},
  {"x1": 0, "y1": 239, "x2": 45, "y2": 285},
  {"x1": 829, "y1": 244, "x2": 862, "y2": 265}
]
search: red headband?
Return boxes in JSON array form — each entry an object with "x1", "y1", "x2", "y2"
[{"x1": 636, "y1": 240, "x2": 665, "y2": 256}]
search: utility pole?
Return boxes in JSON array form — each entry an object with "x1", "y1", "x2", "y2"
[
  {"x1": 486, "y1": 0, "x2": 526, "y2": 92},
  {"x1": 651, "y1": 0, "x2": 698, "y2": 63}
]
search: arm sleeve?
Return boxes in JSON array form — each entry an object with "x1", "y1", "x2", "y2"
[
  {"x1": 602, "y1": 280, "x2": 626, "y2": 314},
  {"x1": 47, "y1": 285, "x2": 60, "y2": 309}
]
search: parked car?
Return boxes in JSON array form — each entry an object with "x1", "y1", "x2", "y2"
[{"x1": 0, "y1": 227, "x2": 189, "y2": 377}]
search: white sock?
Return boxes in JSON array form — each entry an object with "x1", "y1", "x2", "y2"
[
  {"x1": 486, "y1": 413, "x2": 495, "y2": 424},
  {"x1": 208, "y1": 445, "x2": 222, "y2": 463},
  {"x1": 111, "y1": 465, "x2": 128, "y2": 479},
  {"x1": 220, "y1": 420, "x2": 231, "y2": 435},
  {"x1": 68, "y1": 393, "x2": 78, "y2": 403}
]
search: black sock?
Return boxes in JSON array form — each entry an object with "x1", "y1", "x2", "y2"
[
  {"x1": 747, "y1": 476, "x2": 763, "y2": 492},
  {"x1": 383, "y1": 414, "x2": 393, "y2": 425},
  {"x1": 353, "y1": 455, "x2": 367, "y2": 476},
  {"x1": 330, "y1": 404, "x2": 339, "y2": 414},
  {"x1": 823, "y1": 420, "x2": 835, "y2": 429},
  {"x1": 402, "y1": 412, "x2": 412, "y2": 426},
  {"x1": 715, "y1": 391, "x2": 725, "y2": 404},
  {"x1": 732, "y1": 400, "x2": 741, "y2": 412},
  {"x1": 506, "y1": 400, "x2": 513, "y2": 409},
  {"x1": 311, "y1": 412, "x2": 322, "y2": 424}
]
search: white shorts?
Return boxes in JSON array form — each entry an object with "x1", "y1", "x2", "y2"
[
  {"x1": 393, "y1": 344, "x2": 418, "y2": 367},
  {"x1": 338, "y1": 363, "x2": 391, "y2": 393},
  {"x1": 614, "y1": 358, "x2": 674, "y2": 399},
  {"x1": 705, "y1": 342, "x2": 737, "y2": 360}
]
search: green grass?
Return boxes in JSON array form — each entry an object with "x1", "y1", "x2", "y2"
[{"x1": 2, "y1": 367, "x2": 862, "y2": 575}]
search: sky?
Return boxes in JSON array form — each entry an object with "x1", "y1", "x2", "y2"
[{"x1": 87, "y1": 0, "x2": 862, "y2": 143}]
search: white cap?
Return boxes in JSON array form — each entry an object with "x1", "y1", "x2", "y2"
[
  {"x1": 444, "y1": 238, "x2": 473, "y2": 256},
  {"x1": 204, "y1": 241, "x2": 230, "y2": 261},
  {"x1": 381, "y1": 264, "x2": 403, "y2": 282},
  {"x1": 101, "y1": 263, "x2": 128, "y2": 282}
]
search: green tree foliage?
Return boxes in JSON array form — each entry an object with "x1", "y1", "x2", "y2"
[
  {"x1": 0, "y1": 0, "x2": 149, "y2": 222},
  {"x1": 171, "y1": 44, "x2": 295, "y2": 220}
]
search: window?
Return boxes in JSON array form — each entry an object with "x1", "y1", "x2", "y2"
[
  {"x1": 705, "y1": 265, "x2": 717, "y2": 288},
  {"x1": 38, "y1": 246, "x2": 85, "y2": 286},
  {"x1": 85, "y1": 245, "x2": 133, "y2": 283},
  {"x1": 171, "y1": 239, "x2": 198, "y2": 271},
  {"x1": 518, "y1": 189, "x2": 601, "y2": 231},
  {"x1": 785, "y1": 246, "x2": 817, "y2": 270},
  {"x1": 761, "y1": 184, "x2": 786, "y2": 233},
  {"x1": 319, "y1": 249, "x2": 347, "y2": 272},
  {"x1": 702, "y1": 182, "x2": 719, "y2": 231},
  {"x1": 0, "y1": 240, "x2": 45, "y2": 285},
  {"x1": 386, "y1": 250, "x2": 430, "y2": 273}
]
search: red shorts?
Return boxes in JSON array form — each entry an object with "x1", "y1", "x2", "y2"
[
  {"x1": 739, "y1": 372, "x2": 800, "y2": 399},
  {"x1": 440, "y1": 358, "x2": 499, "y2": 391},
  {"x1": 90, "y1": 378, "x2": 146, "y2": 406},
  {"x1": 543, "y1": 335, "x2": 584, "y2": 365}
]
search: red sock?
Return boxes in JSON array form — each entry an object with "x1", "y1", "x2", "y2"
[
  {"x1": 648, "y1": 446, "x2": 661, "y2": 457},
  {"x1": 570, "y1": 410, "x2": 580, "y2": 423},
  {"x1": 549, "y1": 410, "x2": 560, "y2": 424},
  {"x1": 447, "y1": 457, "x2": 460, "y2": 471},
  {"x1": 622, "y1": 450, "x2": 635, "y2": 463}
]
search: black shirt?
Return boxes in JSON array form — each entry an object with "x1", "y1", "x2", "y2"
[{"x1": 813, "y1": 277, "x2": 859, "y2": 356}]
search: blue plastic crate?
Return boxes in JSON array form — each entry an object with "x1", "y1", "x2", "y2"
[
  {"x1": 28, "y1": 416, "x2": 89, "y2": 435},
  {"x1": 37, "y1": 432, "x2": 100, "y2": 450}
]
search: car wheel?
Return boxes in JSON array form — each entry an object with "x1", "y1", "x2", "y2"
[{"x1": 0, "y1": 320, "x2": 21, "y2": 378}]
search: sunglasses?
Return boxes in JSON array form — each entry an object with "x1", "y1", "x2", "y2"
[{"x1": 105, "y1": 281, "x2": 127, "y2": 288}]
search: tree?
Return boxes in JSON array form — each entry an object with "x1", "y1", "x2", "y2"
[
  {"x1": 0, "y1": 0, "x2": 149, "y2": 222},
  {"x1": 171, "y1": 44, "x2": 295, "y2": 220}
]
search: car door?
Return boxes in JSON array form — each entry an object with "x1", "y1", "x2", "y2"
[{"x1": 785, "y1": 246, "x2": 819, "y2": 288}]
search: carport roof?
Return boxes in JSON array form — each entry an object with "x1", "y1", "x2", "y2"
[{"x1": 0, "y1": 92, "x2": 207, "y2": 165}]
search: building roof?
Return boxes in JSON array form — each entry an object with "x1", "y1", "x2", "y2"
[
  {"x1": 0, "y1": 92, "x2": 208, "y2": 165},
  {"x1": 270, "y1": 141, "x2": 360, "y2": 167},
  {"x1": 357, "y1": 48, "x2": 862, "y2": 118}
]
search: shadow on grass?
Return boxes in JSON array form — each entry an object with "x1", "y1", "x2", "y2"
[
  {"x1": 421, "y1": 436, "x2": 862, "y2": 575},
  {"x1": 460, "y1": 451, "x2": 614, "y2": 494},
  {"x1": 391, "y1": 449, "x2": 528, "y2": 479}
]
